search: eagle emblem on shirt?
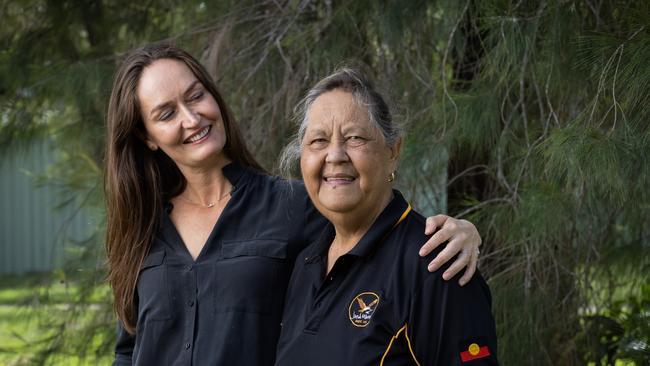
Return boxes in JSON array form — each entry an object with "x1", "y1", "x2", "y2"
[{"x1": 348, "y1": 292, "x2": 380, "y2": 327}]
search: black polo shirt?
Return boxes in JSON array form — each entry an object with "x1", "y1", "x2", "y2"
[
  {"x1": 275, "y1": 191, "x2": 498, "y2": 365},
  {"x1": 113, "y1": 163, "x2": 326, "y2": 366}
]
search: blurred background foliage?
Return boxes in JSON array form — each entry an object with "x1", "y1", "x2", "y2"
[{"x1": 0, "y1": 0, "x2": 648, "y2": 364}]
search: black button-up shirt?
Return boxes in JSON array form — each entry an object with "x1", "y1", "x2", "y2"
[
  {"x1": 275, "y1": 191, "x2": 498, "y2": 365},
  {"x1": 113, "y1": 163, "x2": 326, "y2": 366}
]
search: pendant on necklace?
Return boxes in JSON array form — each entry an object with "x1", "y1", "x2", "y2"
[{"x1": 205, "y1": 202, "x2": 215, "y2": 208}]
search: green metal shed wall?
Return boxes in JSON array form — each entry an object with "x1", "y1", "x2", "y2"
[{"x1": 0, "y1": 140, "x2": 94, "y2": 274}]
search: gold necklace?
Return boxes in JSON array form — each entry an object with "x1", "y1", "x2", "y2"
[{"x1": 180, "y1": 189, "x2": 231, "y2": 208}]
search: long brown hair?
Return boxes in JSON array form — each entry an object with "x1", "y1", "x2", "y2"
[{"x1": 105, "y1": 43, "x2": 264, "y2": 333}]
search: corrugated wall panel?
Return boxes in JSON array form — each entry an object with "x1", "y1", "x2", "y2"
[{"x1": 0, "y1": 140, "x2": 95, "y2": 274}]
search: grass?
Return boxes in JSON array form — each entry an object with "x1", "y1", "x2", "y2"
[
  {"x1": 0, "y1": 273, "x2": 114, "y2": 366},
  {"x1": 0, "y1": 272, "x2": 110, "y2": 305}
]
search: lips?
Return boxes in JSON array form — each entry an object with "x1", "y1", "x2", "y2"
[
  {"x1": 183, "y1": 125, "x2": 211, "y2": 144},
  {"x1": 323, "y1": 173, "x2": 356, "y2": 183}
]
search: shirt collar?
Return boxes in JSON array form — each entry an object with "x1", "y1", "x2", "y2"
[
  {"x1": 159, "y1": 162, "x2": 255, "y2": 244},
  {"x1": 222, "y1": 161, "x2": 248, "y2": 187},
  {"x1": 303, "y1": 225, "x2": 336, "y2": 263},
  {"x1": 303, "y1": 190, "x2": 411, "y2": 262}
]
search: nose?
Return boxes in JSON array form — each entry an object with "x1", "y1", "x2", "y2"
[
  {"x1": 179, "y1": 104, "x2": 200, "y2": 128},
  {"x1": 325, "y1": 140, "x2": 349, "y2": 164}
]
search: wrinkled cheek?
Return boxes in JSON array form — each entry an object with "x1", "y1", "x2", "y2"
[
  {"x1": 300, "y1": 156, "x2": 322, "y2": 192},
  {"x1": 303, "y1": 176, "x2": 321, "y2": 199}
]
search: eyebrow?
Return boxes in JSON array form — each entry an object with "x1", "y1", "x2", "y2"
[
  {"x1": 304, "y1": 127, "x2": 328, "y2": 137},
  {"x1": 148, "y1": 80, "x2": 202, "y2": 119},
  {"x1": 342, "y1": 124, "x2": 370, "y2": 134}
]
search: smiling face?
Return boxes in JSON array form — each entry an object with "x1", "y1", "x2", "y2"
[
  {"x1": 136, "y1": 58, "x2": 228, "y2": 170},
  {"x1": 300, "y1": 89, "x2": 400, "y2": 223}
]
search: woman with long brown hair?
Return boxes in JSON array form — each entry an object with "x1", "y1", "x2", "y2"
[{"x1": 105, "y1": 43, "x2": 482, "y2": 365}]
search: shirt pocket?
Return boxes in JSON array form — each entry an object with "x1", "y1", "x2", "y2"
[
  {"x1": 137, "y1": 250, "x2": 172, "y2": 321},
  {"x1": 214, "y1": 239, "x2": 289, "y2": 315}
]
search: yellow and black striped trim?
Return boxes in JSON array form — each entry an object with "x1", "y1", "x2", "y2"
[{"x1": 380, "y1": 323, "x2": 421, "y2": 366}]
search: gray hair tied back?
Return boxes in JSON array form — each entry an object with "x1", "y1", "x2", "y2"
[{"x1": 279, "y1": 67, "x2": 401, "y2": 176}]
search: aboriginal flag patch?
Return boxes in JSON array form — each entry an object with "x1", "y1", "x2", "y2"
[{"x1": 458, "y1": 338, "x2": 491, "y2": 362}]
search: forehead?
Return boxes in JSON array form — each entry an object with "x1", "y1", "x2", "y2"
[
  {"x1": 136, "y1": 59, "x2": 198, "y2": 106},
  {"x1": 305, "y1": 89, "x2": 371, "y2": 130}
]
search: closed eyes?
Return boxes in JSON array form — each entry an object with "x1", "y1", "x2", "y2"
[
  {"x1": 156, "y1": 91, "x2": 204, "y2": 121},
  {"x1": 159, "y1": 109, "x2": 174, "y2": 121}
]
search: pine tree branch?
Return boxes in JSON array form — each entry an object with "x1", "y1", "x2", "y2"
[{"x1": 455, "y1": 197, "x2": 512, "y2": 218}]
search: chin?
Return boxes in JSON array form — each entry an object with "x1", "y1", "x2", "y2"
[
  {"x1": 195, "y1": 140, "x2": 226, "y2": 157},
  {"x1": 182, "y1": 147, "x2": 227, "y2": 168},
  {"x1": 317, "y1": 197, "x2": 360, "y2": 214}
]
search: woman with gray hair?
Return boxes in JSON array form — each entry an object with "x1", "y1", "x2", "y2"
[{"x1": 275, "y1": 68, "x2": 498, "y2": 365}]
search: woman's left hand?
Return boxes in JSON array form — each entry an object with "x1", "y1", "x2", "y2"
[{"x1": 418, "y1": 215, "x2": 482, "y2": 286}]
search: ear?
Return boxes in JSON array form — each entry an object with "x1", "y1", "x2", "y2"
[
  {"x1": 134, "y1": 127, "x2": 158, "y2": 151},
  {"x1": 389, "y1": 137, "x2": 402, "y2": 161},
  {"x1": 388, "y1": 137, "x2": 401, "y2": 174},
  {"x1": 145, "y1": 140, "x2": 159, "y2": 151}
]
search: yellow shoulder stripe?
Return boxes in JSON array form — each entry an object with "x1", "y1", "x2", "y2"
[
  {"x1": 393, "y1": 204, "x2": 412, "y2": 229},
  {"x1": 379, "y1": 323, "x2": 421, "y2": 366}
]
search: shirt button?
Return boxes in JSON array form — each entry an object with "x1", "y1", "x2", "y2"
[
  {"x1": 187, "y1": 300, "x2": 194, "y2": 307},
  {"x1": 329, "y1": 276, "x2": 334, "y2": 281},
  {"x1": 185, "y1": 343, "x2": 191, "y2": 350}
]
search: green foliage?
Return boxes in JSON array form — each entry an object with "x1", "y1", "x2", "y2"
[
  {"x1": 578, "y1": 284, "x2": 650, "y2": 365},
  {"x1": 444, "y1": 1, "x2": 650, "y2": 364},
  {"x1": 1, "y1": 0, "x2": 649, "y2": 364}
]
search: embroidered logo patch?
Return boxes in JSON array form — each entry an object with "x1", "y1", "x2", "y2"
[
  {"x1": 459, "y1": 339, "x2": 491, "y2": 362},
  {"x1": 348, "y1": 292, "x2": 380, "y2": 327}
]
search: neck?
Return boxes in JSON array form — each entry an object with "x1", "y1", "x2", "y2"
[
  {"x1": 329, "y1": 189, "x2": 394, "y2": 253},
  {"x1": 177, "y1": 158, "x2": 233, "y2": 206},
  {"x1": 324, "y1": 189, "x2": 393, "y2": 275}
]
